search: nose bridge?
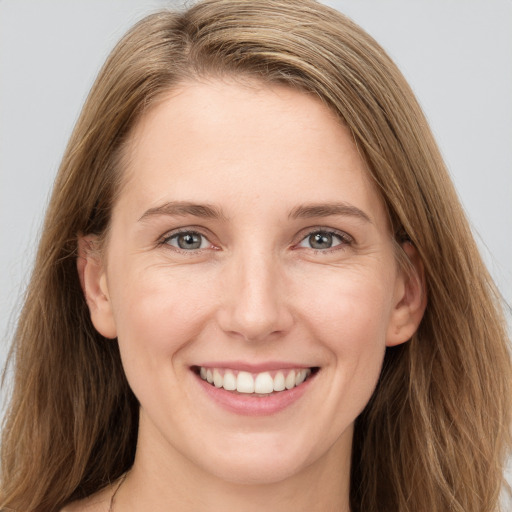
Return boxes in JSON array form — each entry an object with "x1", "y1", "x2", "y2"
[{"x1": 218, "y1": 244, "x2": 292, "y2": 342}]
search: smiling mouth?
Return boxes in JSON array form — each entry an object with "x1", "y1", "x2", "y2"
[{"x1": 193, "y1": 366, "x2": 319, "y2": 395}]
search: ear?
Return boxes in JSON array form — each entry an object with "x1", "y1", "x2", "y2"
[
  {"x1": 77, "y1": 235, "x2": 117, "y2": 339},
  {"x1": 386, "y1": 241, "x2": 427, "y2": 347}
]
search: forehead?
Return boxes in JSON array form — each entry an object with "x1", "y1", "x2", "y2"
[{"x1": 115, "y1": 78, "x2": 386, "y2": 226}]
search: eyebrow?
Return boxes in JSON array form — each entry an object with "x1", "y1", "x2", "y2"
[
  {"x1": 288, "y1": 202, "x2": 372, "y2": 223},
  {"x1": 138, "y1": 200, "x2": 371, "y2": 224},
  {"x1": 138, "y1": 201, "x2": 227, "y2": 222}
]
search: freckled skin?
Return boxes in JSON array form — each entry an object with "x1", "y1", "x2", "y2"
[{"x1": 82, "y1": 79, "x2": 416, "y2": 511}]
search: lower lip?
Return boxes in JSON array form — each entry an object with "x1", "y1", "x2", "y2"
[{"x1": 194, "y1": 371, "x2": 316, "y2": 416}]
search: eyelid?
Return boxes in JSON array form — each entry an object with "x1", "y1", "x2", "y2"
[
  {"x1": 157, "y1": 225, "x2": 354, "y2": 254},
  {"x1": 159, "y1": 226, "x2": 218, "y2": 252},
  {"x1": 294, "y1": 226, "x2": 354, "y2": 250}
]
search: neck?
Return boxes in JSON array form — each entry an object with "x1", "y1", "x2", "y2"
[{"x1": 115, "y1": 418, "x2": 353, "y2": 511}]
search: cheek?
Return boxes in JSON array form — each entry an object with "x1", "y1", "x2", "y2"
[
  {"x1": 300, "y1": 264, "x2": 395, "y2": 347},
  {"x1": 107, "y1": 264, "x2": 215, "y2": 381},
  {"x1": 297, "y1": 265, "x2": 394, "y2": 402}
]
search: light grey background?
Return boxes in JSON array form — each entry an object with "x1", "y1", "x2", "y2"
[{"x1": 1, "y1": 0, "x2": 511, "y2": 496}]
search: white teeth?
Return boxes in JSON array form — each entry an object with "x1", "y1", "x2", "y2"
[
  {"x1": 198, "y1": 367, "x2": 314, "y2": 394},
  {"x1": 285, "y1": 370, "x2": 296, "y2": 390},
  {"x1": 237, "y1": 371, "x2": 255, "y2": 393},
  {"x1": 295, "y1": 369, "x2": 312, "y2": 387},
  {"x1": 223, "y1": 370, "x2": 237, "y2": 391},
  {"x1": 213, "y1": 369, "x2": 223, "y2": 388},
  {"x1": 295, "y1": 369, "x2": 307, "y2": 386},
  {"x1": 273, "y1": 371, "x2": 286, "y2": 392},
  {"x1": 254, "y1": 372, "x2": 274, "y2": 394}
]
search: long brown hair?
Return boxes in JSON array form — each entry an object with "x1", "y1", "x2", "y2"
[{"x1": 2, "y1": 1, "x2": 510, "y2": 510}]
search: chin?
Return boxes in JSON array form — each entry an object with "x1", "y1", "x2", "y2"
[
  {"x1": 203, "y1": 452, "x2": 310, "y2": 486},
  {"x1": 187, "y1": 429, "x2": 336, "y2": 486}
]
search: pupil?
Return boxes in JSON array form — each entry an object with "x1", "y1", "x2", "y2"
[
  {"x1": 310, "y1": 232, "x2": 332, "y2": 249},
  {"x1": 178, "y1": 233, "x2": 201, "y2": 250}
]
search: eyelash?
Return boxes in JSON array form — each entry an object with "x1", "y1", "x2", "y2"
[
  {"x1": 296, "y1": 228, "x2": 353, "y2": 253},
  {"x1": 159, "y1": 227, "x2": 354, "y2": 254},
  {"x1": 160, "y1": 229, "x2": 216, "y2": 254}
]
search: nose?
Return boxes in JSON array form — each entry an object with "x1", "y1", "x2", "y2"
[{"x1": 216, "y1": 249, "x2": 294, "y2": 342}]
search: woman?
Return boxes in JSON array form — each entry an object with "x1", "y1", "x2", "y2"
[{"x1": 1, "y1": 1, "x2": 510, "y2": 510}]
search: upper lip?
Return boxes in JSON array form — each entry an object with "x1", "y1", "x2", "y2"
[{"x1": 193, "y1": 361, "x2": 315, "y2": 373}]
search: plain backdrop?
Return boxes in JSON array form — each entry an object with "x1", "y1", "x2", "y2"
[{"x1": 1, "y1": 0, "x2": 511, "y2": 494}]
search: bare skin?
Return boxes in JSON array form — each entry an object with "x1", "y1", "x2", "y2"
[
  {"x1": 68, "y1": 78, "x2": 424, "y2": 511},
  {"x1": 61, "y1": 482, "x2": 114, "y2": 512}
]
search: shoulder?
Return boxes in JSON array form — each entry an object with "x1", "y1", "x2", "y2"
[{"x1": 60, "y1": 485, "x2": 112, "y2": 512}]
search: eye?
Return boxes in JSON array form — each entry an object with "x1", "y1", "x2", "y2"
[
  {"x1": 164, "y1": 231, "x2": 211, "y2": 251},
  {"x1": 297, "y1": 230, "x2": 351, "y2": 250}
]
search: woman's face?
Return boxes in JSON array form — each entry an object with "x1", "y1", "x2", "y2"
[{"x1": 84, "y1": 79, "x2": 420, "y2": 485}]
